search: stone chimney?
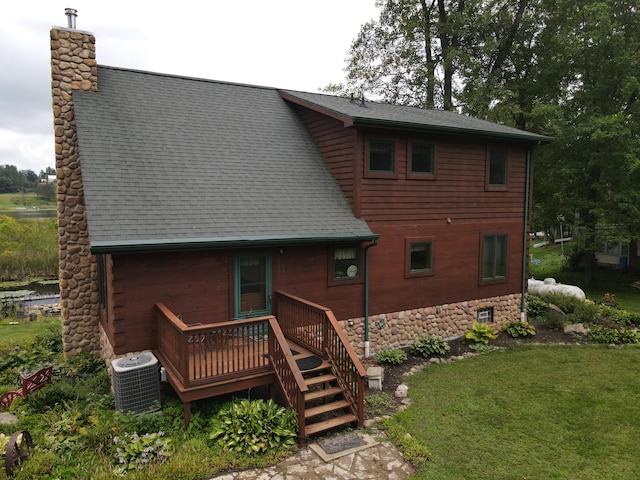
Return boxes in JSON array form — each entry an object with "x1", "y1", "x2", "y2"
[{"x1": 50, "y1": 13, "x2": 100, "y2": 357}]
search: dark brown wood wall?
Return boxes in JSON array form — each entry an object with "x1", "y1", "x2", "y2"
[{"x1": 106, "y1": 246, "x2": 365, "y2": 355}]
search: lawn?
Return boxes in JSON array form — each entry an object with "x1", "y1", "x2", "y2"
[
  {"x1": 0, "y1": 317, "x2": 61, "y2": 344},
  {"x1": 0, "y1": 192, "x2": 55, "y2": 212},
  {"x1": 401, "y1": 344, "x2": 640, "y2": 479}
]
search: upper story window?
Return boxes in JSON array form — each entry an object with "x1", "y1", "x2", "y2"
[
  {"x1": 332, "y1": 246, "x2": 361, "y2": 281},
  {"x1": 405, "y1": 238, "x2": 434, "y2": 278},
  {"x1": 367, "y1": 140, "x2": 395, "y2": 174},
  {"x1": 409, "y1": 142, "x2": 434, "y2": 176},
  {"x1": 487, "y1": 148, "x2": 508, "y2": 189},
  {"x1": 481, "y1": 234, "x2": 508, "y2": 282}
]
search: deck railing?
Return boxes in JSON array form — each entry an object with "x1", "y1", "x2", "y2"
[
  {"x1": 273, "y1": 291, "x2": 366, "y2": 426},
  {"x1": 156, "y1": 303, "x2": 272, "y2": 389}
]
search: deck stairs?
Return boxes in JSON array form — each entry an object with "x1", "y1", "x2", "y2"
[{"x1": 298, "y1": 357, "x2": 357, "y2": 437}]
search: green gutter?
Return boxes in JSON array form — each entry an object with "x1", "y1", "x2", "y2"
[
  {"x1": 91, "y1": 233, "x2": 379, "y2": 254},
  {"x1": 521, "y1": 147, "x2": 532, "y2": 319}
]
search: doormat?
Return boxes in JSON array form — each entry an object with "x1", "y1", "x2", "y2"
[
  {"x1": 296, "y1": 355, "x2": 322, "y2": 371},
  {"x1": 310, "y1": 432, "x2": 378, "y2": 462},
  {"x1": 317, "y1": 432, "x2": 365, "y2": 454}
]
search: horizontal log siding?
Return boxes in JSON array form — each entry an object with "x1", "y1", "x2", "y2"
[
  {"x1": 358, "y1": 132, "x2": 527, "y2": 222},
  {"x1": 294, "y1": 107, "x2": 356, "y2": 208}
]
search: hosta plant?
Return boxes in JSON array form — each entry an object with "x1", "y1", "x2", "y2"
[
  {"x1": 410, "y1": 335, "x2": 450, "y2": 358},
  {"x1": 113, "y1": 431, "x2": 172, "y2": 475},
  {"x1": 465, "y1": 322, "x2": 498, "y2": 345},
  {"x1": 502, "y1": 321, "x2": 536, "y2": 338},
  {"x1": 209, "y1": 398, "x2": 297, "y2": 455},
  {"x1": 375, "y1": 348, "x2": 407, "y2": 365}
]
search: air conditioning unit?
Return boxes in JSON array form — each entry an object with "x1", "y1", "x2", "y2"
[{"x1": 112, "y1": 352, "x2": 161, "y2": 414}]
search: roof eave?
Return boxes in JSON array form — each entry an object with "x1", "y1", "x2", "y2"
[
  {"x1": 351, "y1": 117, "x2": 554, "y2": 144},
  {"x1": 279, "y1": 91, "x2": 355, "y2": 127},
  {"x1": 90, "y1": 233, "x2": 380, "y2": 254}
]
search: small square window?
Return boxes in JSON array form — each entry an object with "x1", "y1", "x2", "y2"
[
  {"x1": 333, "y1": 247, "x2": 360, "y2": 280},
  {"x1": 368, "y1": 140, "x2": 395, "y2": 173},
  {"x1": 409, "y1": 242, "x2": 432, "y2": 272},
  {"x1": 488, "y1": 148, "x2": 508, "y2": 187},
  {"x1": 478, "y1": 307, "x2": 493, "y2": 323},
  {"x1": 410, "y1": 143, "x2": 434, "y2": 174}
]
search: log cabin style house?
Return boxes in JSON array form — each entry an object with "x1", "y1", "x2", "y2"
[{"x1": 50, "y1": 23, "x2": 552, "y2": 435}]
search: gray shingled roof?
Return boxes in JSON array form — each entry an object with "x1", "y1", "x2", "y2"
[
  {"x1": 73, "y1": 66, "x2": 375, "y2": 252},
  {"x1": 280, "y1": 90, "x2": 554, "y2": 144}
]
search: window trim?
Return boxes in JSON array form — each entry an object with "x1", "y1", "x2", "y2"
[
  {"x1": 479, "y1": 233, "x2": 508, "y2": 284},
  {"x1": 477, "y1": 307, "x2": 494, "y2": 323},
  {"x1": 405, "y1": 237, "x2": 434, "y2": 278},
  {"x1": 328, "y1": 245, "x2": 363, "y2": 286},
  {"x1": 486, "y1": 147, "x2": 509, "y2": 191},
  {"x1": 365, "y1": 138, "x2": 397, "y2": 178},
  {"x1": 407, "y1": 141, "x2": 436, "y2": 180}
]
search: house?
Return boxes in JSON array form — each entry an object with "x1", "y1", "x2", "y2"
[{"x1": 50, "y1": 23, "x2": 552, "y2": 433}]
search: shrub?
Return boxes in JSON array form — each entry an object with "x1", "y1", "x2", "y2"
[
  {"x1": 209, "y1": 399, "x2": 297, "y2": 455},
  {"x1": 410, "y1": 335, "x2": 450, "y2": 358},
  {"x1": 539, "y1": 292, "x2": 583, "y2": 315},
  {"x1": 526, "y1": 295, "x2": 548, "y2": 319},
  {"x1": 572, "y1": 300, "x2": 601, "y2": 324},
  {"x1": 502, "y1": 321, "x2": 536, "y2": 338},
  {"x1": 375, "y1": 348, "x2": 407, "y2": 365},
  {"x1": 465, "y1": 322, "x2": 498, "y2": 345}
]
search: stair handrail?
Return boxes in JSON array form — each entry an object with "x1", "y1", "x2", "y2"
[{"x1": 266, "y1": 316, "x2": 308, "y2": 437}]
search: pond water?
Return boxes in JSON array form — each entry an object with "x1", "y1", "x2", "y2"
[
  {"x1": 2, "y1": 209, "x2": 57, "y2": 220},
  {"x1": 0, "y1": 280, "x2": 60, "y2": 309}
]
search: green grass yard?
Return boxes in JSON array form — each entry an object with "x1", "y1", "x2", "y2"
[{"x1": 402, "y1": 345, "x2": 640, "y2": 479}]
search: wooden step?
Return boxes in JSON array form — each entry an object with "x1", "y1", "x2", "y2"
[
  {"x1": 305, "y1": 413, "x2": 358, "y2": 436},
  {"x1": 304, "y1": 373, "x2": 336, "y2": 387},
  {"x1": 304, "y1": 386, "x2": 342, "y2": 402},
  {"x1": 305, "y1": 399, "x2": 350, "y2": 419}
]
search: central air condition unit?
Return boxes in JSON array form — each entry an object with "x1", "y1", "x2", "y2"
[{"x1": 112, "y1": 352, "x2": 161, "y2": 414}]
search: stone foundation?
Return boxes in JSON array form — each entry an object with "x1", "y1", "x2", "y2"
[{"x1": 340, "y1": 294, "x2": 523, "y2": 356}]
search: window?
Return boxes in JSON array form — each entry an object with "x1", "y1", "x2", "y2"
[
  {"x1": 410, "y1": 142, "x2": 434, "y2": 175},
  {"x1": 487, "y1": 148, "x2": 508, "y2": 187},
  {"x1": 368, "y1": 140, "x2": 395, "y2": 173},
  {"x1": 477, "y1": 307, "x2": 493, "y2": 323},
  {"x1": 482, "y1": 234, "x2": 507, "y2": 281},
  {"x1": 405, "y1": 238, "x2": 434, "y2": 277},
  {"x1": 333, "y1": 247, "x2": 360, "y2": 280}
]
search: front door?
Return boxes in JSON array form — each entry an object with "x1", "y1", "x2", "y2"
[{"x1": 234, "y1": 253, "x2": 271, "y2": 319}]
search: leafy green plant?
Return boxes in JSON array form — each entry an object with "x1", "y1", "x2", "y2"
[
  {"x1": 380, "y1": 416, "x2": 432, "y2": 466},
  {"x1": 409, "y1": 335, "x2": 451, "y2": 357},
  {"x1": 526, "y1": 294, "x2": 548, "y2": 319},
  {"x1": 375, "y1": 348, "x2": 407, "y2": 365},
  {"x1": 502, "y1": 321, "x2": 536, "y2": 338},
  {"x1": 113, "y1": 431, "x2": 173, "y2": 475},
  {"x1": 465, "y1": 322, "x2": 498, "y2": 345},
  {"x1": 365, "y1": 392, "x2": 395, "y2": 415},
  {"x1": 42, "y1": 404, "x2": 100, "y2": 454},
  {"x1": 599, "y1": 293, "x2": 618, "y2": 309},
  {"x1": 587, "y1": 326, "x2": 640, "y2": 344},
  {"x1": 209, "y1": 399, "x2": 297, "y2": 455}
]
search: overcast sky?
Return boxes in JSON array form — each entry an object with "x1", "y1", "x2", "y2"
[{"x1": 1, "y1": 0, "x2": 380, "y2": 174}]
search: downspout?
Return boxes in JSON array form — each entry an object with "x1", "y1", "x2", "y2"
[
  {"x1": 521, "y1": 146, "x2": 533, "y2": 322},
  {"x1": 363, "y1": 239, "x2": 378, "y2": 357}
]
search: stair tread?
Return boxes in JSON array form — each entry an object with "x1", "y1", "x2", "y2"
[
  {"x1": 305, "y1": 399, "x2": 350, "y2": 418},
  {"x1": 304, "y1": 374, "x2": 336, "y2": 386},
  {"x1": 305, "y1": 413, "x2": 357, "y2": 436},
  {"x1": 305, "y1": 386, "x2": 343, "y2": 401}
]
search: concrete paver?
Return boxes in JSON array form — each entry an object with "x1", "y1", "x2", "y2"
[{"x1": 209, "y1": 431, "x2": 415, "y2": 480}]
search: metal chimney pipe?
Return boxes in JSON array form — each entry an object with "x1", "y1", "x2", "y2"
[{"x1": 65, "y1": 8, "x2": 78, "y2": 29}]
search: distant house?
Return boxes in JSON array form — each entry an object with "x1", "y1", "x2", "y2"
[{"x1": 50, "y1": 24, "x2": 552, "y2": 433}]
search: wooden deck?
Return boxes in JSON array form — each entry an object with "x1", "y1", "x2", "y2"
[{"x1": 155, "y1": 291, "x2": 366, "y2": 438}]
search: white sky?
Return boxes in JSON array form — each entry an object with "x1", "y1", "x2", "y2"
[{"x1": 0, "y1": 0, "x2": 380, "y2": 174}]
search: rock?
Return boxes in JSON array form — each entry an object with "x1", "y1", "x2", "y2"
[
  {"x1": 548, "y1": 303, "x2": 567, "y2": 316},
  {"x1": 564, "y1": 323, "x2": 589, "y2": 335},
  {"x1": 395, "y1": 384, "x2": 409, "y2": 398},
  {"x1": 0, "y1": 412, "x2": 18, "y2": 425}
]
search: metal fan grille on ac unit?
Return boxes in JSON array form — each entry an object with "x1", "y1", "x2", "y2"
[{"x1": 112, "y1": 352, "x2": 160, "y2": 414}]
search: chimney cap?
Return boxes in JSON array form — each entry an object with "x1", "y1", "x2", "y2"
[{"x1": 65, "y1": 8, "x2": 78, "y2": 29}]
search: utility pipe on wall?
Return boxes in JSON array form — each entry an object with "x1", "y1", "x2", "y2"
[{"x1": 521, "y1": 147, "x2": 533, "y2": 322}]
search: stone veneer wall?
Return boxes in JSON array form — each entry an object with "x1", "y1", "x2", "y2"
[
  {"x1": 50, "y1": 27, "x2": 101, "y2": 357},
  {"x1": 340, "y1": 294, "x2": 523, "y2": 356}
]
